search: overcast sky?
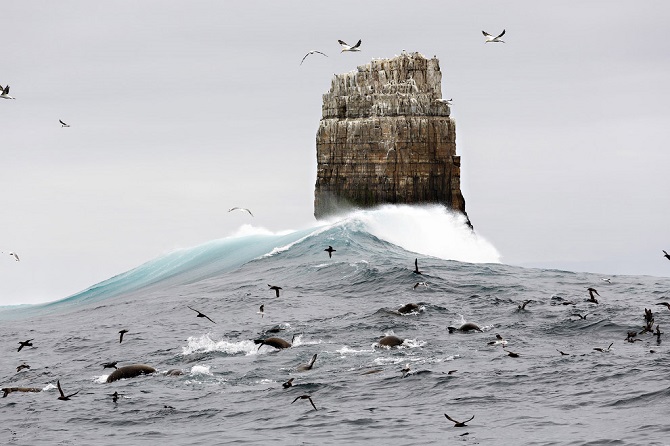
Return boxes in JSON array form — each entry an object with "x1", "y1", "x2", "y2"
[{"x1": 1, "y1": 1, "x2": 669, "y2": 305}]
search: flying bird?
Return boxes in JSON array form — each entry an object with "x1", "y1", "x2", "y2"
[
  {"x1": 482, "y1": 30, "x2": 505, "y2": 43},
  {"x1": 291, "y1": 394, "x2": 318, "y2": 411},
  {"x1": 187, "y1": 306, "x2": 216, "y2": 324},
  {"x1": 6, "y1": 252, "x2": 20, "y2": 261},
  {"x1": 0, "y1": 85, "x2": 15, "y2": 99},
  {"x1": 282, "y1": 378, "x2": 294, "y2": 389},
  {"x1": 16, "y1": 364, "x2": 30, "y2": 372},
  {"x1": 593, "y1": 342, "x2": 613, "y2": 353},
  {"x1": 102, "y1": 362, "x2": 118, "y2": 370},
  {"x1": 110, "y1": 391, "x2": 121, "y2": 403},
  {"x1": 56, "y1": 380, "x2": 79, "y2": 401},
  {"x1": 17, "y1": 339, "x2": 33, "y2": 352},
  {"x1": 338, "y1": 39, "x2": 362, "y2": 52},
  {"x1": 413, "y1": 258, "x2": 422, "y2": 275},
  {"x1": 300, "y1": 50, "x2": 328, "y2": 65},
  {"x1": 228, "y1": 207, "x2": 253, "y2": 217},
  {"x1": 518, "y1": 300, "x2": 532, "y2": 310},
  {"x1": 59, "y1": 119, "x2": 70, "y2": 127},
  {"x1": 504, "y1": 349, "x2": 520, "y2": 358},
  {"x1": 324, "y1": 246, "x2": 336, "y2": 258},
  {"x1": 268, "y1": 284, "x2": 282, "y2": 297},
  {"x1": 656, "y1": 302, "x2": 670, "y2": 310},
  {"x1": 556, "y1": 349, "x2": 570, "y2": 356},
  {"x1": 413, "y1": 282, "x2": 428, "y2": 289},
  {"x1": 587, "y1": 287, "x2": 599, "y2": 303},
  {"x1": 444, "y1": 413, "x2": 475, "y2": 427},
  {"x1": 663, "y1": 250, "x2": 670, "y2": 261},
  {"x1": 118, "y1": 329, "x2": 129, "y2": 343}
]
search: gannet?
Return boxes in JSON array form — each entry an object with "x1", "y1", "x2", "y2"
[
  {"x1": 338, "y1": 39, "x2": 362, "y2": 52},
  {"x1": 482, "y1": 30, "x2": 505, "y2": 43},
  {"x1": 300, "y1": 50, "x2": 328, "y2": 65}
]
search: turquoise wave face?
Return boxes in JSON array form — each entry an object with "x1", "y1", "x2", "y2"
[{"x1": 2, "y1": 205, "x2": 499, "y2": 316}]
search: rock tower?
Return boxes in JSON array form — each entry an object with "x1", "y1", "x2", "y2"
[{"x1": 314, "y1": 52, "x2": 468, "y2": 224}]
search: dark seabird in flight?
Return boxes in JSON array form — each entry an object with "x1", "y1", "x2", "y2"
[
  {"x1": 282, "y1": 378, "x2": 294, "y2": 389},
  {"x1": 447, "y1": 370, "x2": 457, "y2": 375},
  {"x1": 482, "y1": 29, "x2": 505, "y2": 43},
  {"x1": 118, "y1": 329, "x2": 129, "y2": 343},
  {"x1": 324, "y1": 246, "x2": 336, "y2": 258},
  {"x1": 556, "y1": 349, "x2": 570, "y2": 356},
  {"x1": 593, "y1": 342, "x2": 613, "y2": 353},
  {"x1": 17, "y1": 339, "x2": 33, "y2": 352},
  {"x1": 300, "y1": 50, "x2": 328, "y2": 65},
  {"x1": 587, "y1": 288, "x2": 599, "y2": 304},
  {"x1": 102, "y1": 362, "x2": 118, "y2": 370},
  {"x1": 487, "y1": 334, "x2": 506, "y2": 346},
  {"x1": 574, "y1": 313, "x2": 588, "y2": 320},
  {"x1": 663, "y1": 250, "x2": 670, "y2": 261},
  {"x1": 656, "y1": 302, "x2": 670, "y2": 311},
  {"x1": 268, "y1": 284, "x2": 282, "y2": 297},
  {"x1": 518, "y1": 300, "x2": 532, "y2": 310},
  {"x1": 338, "y1": 39, "x2": 361, "y2": 52},
  {"x1": 444, "y1": 414, "x2": 475, "y2": 427},
  {"x1": 110, "y1": 391, "x2": 121, "y2": 403},
  {"x1": 228, "y1": 207, "x2": 254, "y2": 217},
  {"x1": 291, "y1": 394, "x2": 318, "y2": 411},
  {"x1": 413, "y1": 282, "x2": 428, "y2": 290},
  {"x1": 413, "y1": 258, "x2": 422, "y2": 275},
  {"x1": 504, "y1": 349, "x2": 520, "y2": 358},
  {"x1": 16, "y1": 364, "x2": 30, "y2": 372},
  {"x1": 56, "y1": 380, "x2": 79, "y2": 401},
  {"x1": 59, "y1": 119, "x2": 70, "y2": 127},
  {"x1": 187, "y1": 306, "x2": 216, "y2": 324}
]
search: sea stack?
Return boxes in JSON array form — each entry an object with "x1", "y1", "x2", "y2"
[{"x1": 314, "y1": 52, "x2": 468, "y2": 223}]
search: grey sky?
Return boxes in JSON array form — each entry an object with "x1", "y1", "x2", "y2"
[{"x1": 1, "y1": 1, "x2": 669, "y2": 305}]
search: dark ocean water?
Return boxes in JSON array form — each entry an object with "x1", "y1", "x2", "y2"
[{"x1": 1, "y1": 206, "x2": 669, "y2": 446}]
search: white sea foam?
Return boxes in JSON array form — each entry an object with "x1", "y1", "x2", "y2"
[
  {"x1": 183, "y1": 334, "x2": 258, "y2": 356},
  {"x1": 326, "y1": 204, "x2": 501, "y2": 263},
  {"x1": 190, "y1": 365, "x2": 213, "y2": 376}
]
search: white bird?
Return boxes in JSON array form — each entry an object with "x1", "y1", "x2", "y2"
[
  {"x1": 59, "y1": 119, "x2": 70, "y2": 128},
  {"x1": 601, "y1": 278, "x2": 611, "y2": 284},
  {"x1": 483, "y1": 30, "x2": 505, "y2": 43},
  {"x1": 0, "y1": 85, "x2": 15, "y2": 99},
  {"x1": 300, "y1": 50, "x2": 328, "y2": 65},
  {"x1": 435, "y1": 98, "x2": 452, "y2": 105},
  {"x1": 338, "y1": 39, "x2": 362, "y2": 52},
  {"x1": 228, "y1": 207, "x2": 254, "y2": 217}
]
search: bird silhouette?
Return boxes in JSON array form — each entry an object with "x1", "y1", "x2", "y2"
[
  {"x1": 444, "y1": 413, "x2": 474, "y2": 427},
  {"x1": 268, "y1": 284, "x2": 282, "y2": 297},
  {"x1": 118, "y1": 329, "x2": 129, "y2": 343},
  {"x1": 324, "y1": 246, "x2": 336, "y2": 258},
  {"x1": 56, "y1": 380, "x2": 79, "y2": 401},
  {"x1": 413, "y1": 258, "x2": 422, "y2": 275},
  {"x1": 187, "y1": 306, "x2": 216, "y2": 324},
  {"x1": 291, "y1": 394, "x2": 318, "y2": 411},
  {"x1": 17, "y1": 339, "x2": 33, "y2": 352}
]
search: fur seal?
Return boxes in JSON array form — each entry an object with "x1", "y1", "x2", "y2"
[
  {"x1": 165, "y1": 369, "x2": 184, "y2": 376},
  {"x1": 448, "y1": 323, "x2": 482, "y2": 333},
  {"x1": 282, "y1": 378, "x2": 294, "y2": 388},
  {"x1": 2, "y1": 387, "x2": 41, "y2": 398},
  {"x1": 444, "y1": 414, "x2": 474, "y2": 427},
  {"x1": 254, "y1": 334, "x2": 295, "y2": 351},
  {"x1": 397, "y1": 303, "x2": 420, "y2": 314},
  {"x1": 297, "y1": 354, "x2": 317, "y2": 371},
  {"x1": 377, "y1": 335, "x2": 404, "y2": 347},
  {"x1": 106, "y1": 364, "x2": 157, "y2": 383}
]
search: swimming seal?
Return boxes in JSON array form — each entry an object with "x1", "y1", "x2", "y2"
[
  {"x1": 254, "y1": 335, "x2": 295, "y2": 351},
  {"x1": 2, "y1": 387, "x2": 41, "y2": 398},
  {"x1": 378, "y1": 335, "x2": 404, "y2": 347},
  {"x1": 165, "y1": 369, "x2": 184, "y2": 376},
  {"x1": 447, "y1": 323, "x2": 482, "y2": 333},
  {"x1": 296, "y1": 354, "x2": 317, "y2": 371},
  {"x1": 106, "y1": 364, "x2": 156, "y2": 383},
  {"x1": 397, "y1": 303, "x2": 420, "y2": 314}
]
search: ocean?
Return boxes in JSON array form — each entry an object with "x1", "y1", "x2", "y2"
[{"x1": 1, "y1": 205, "x2": 669, "y2": 446}]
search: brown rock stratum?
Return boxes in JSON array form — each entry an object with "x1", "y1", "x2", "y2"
[{"x1": 314, "y1": 52, "x2": 469, "y2": 226}]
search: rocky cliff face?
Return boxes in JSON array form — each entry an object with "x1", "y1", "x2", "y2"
[{"x1": 314, "y1": 52, "x2": 468, "y2": 224}]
